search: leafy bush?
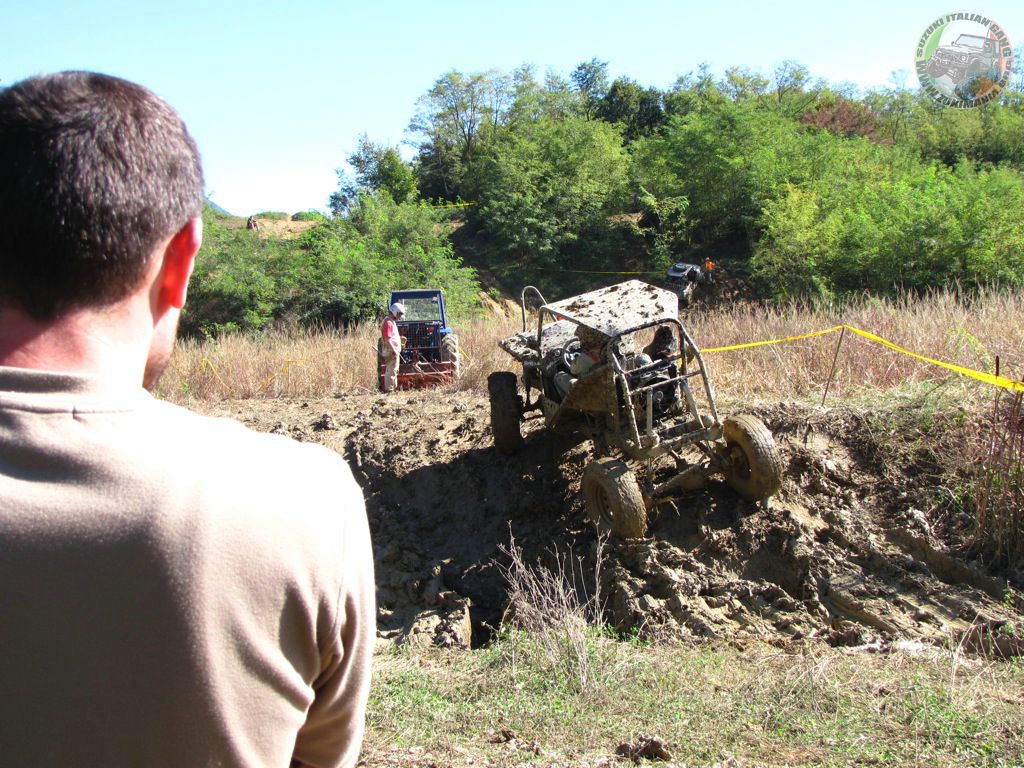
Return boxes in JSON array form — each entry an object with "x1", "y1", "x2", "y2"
[
  {"x1": 753, "y1": 147, "x2": 1024, "y2": 298},
  {"x1": 631, "y1": 100, "x2": 825, "y2": 242},
  {"x1": 291, "y1": 210, "x2": 328, "y2": 222},
  {"x1": 252, "y1": 211, "x2": 289, "y2": 220},
  {"x1": 182, "y1": 201, "x2": 480, "y2": 337}
]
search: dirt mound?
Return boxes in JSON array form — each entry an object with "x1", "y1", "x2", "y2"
[
  {"x1": 196, "y1": 392, "x2": 1022, "y2": 652},
  {"x1": 478, "y1": 291, "x2": 520, "y2": 319}
]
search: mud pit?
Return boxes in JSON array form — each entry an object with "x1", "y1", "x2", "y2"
[{"x1": 195, "y1": 392, "x2": 1022, "y2": 653}]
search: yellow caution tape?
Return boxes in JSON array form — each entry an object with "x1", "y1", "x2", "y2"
[
  {"x1": 704, "y1": 325, "x2": 1024, "y2": 393},
  {"x1": 702, "y1": 326, "x2": 842, "y2": 353},
  {"x1": 199, "y1": 357, "x2": 236, "y2": 396},
  {"x1": 428, "y1": 201, "x2": 475, "y2": 209},
  {"x1": 254, "y1": 356, "x2": 312, "y2": 394},
  {"x1": 456, "y1": 343, "x2": 471, "y2": 368},
  {"x1": 199, "y1": 354, "x2": 320, "y2": 397}
]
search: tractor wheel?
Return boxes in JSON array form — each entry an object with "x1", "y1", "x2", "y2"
[
  {"x1": 722, "y1": 415, "x2": 783, "y2": 502},
  {"x1": 582, "y1": 457, "x2": 647, "y2": 539},
  {"x1": 488, "y1": 371, "x2": 523, "y2": 453},
  {"x1": 440, "y1": 334, "x2": 461, "y2": 379}
]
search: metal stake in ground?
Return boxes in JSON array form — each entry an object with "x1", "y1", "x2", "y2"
[{"x1": 804, "y1": 326, "x2": 847, "y2": 444}]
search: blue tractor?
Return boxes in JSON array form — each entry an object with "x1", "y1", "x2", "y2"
[{"x1": 377, "y1": 289, "x2": 460, "y2": 390}]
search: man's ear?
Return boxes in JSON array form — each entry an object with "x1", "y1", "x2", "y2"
[{"x1": 158, "y1": 216, "x2": 203, "y2": 310}]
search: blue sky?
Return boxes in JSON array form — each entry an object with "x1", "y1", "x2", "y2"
[{"x1": 3, "y1": 1, "x2": 1021, "y2": 215}]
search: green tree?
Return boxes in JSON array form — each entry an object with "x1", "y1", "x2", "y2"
[
  {"x1": 632, "y1": 99, "x2": 823, "y2": 241},
  {"x1": 771, "y1": 60, "x2": 816, "y2": 117},
  {"x1": 598, "y1": 78, "x2": 665, "y2": 141},
  {"x1": 409, "y1": 69, "x2": 512, "y2": 199},
  {"x1": 467, "y1": 114, "x2": 628, "y2": 265},
  {"x1": 720, "y1": 66, "x2": 770, "y2": 102},
  {"x1": 979, "y1": 105, "x2": 1024, "y2": 165},
  {"x1": 330, "y1": 136, "x2": 419, "y2": 215},
  {"x1": 752, "y1": 144, "x2": 1024, "y2": 299},
  {"x1": 910, "y1": 104, "x2": 985, "y2": 166},
  {"x1": 570, "y1": 58, "x2": 609, "y2": 118},
  {"x1": 663, "y1": 64, "x2": 724, "y2": 117},
  {"x1": 182, "y1": 200, "x2": 480, "y2": 335},
  {"x1": 182, "y1": 205, "x2": 283, "y2": 335}
]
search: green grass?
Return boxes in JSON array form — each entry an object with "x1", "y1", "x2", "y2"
[{"x1": 364, "y1": 634, "x2": 1024, "y2": 767}]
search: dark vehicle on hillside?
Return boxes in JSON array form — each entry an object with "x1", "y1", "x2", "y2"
[
  {"x1": 666, "y1": 261, "x2": 710, "y2": 306},
  {"x1": 488, "y1": 280, "x2": 783, "y2": 539},
  {"x1": 377, "y1": 289, "x2": 460, "y2": 390},
  {"x1": 926, "y1": 33, "x2": 999, "y2": 82}
]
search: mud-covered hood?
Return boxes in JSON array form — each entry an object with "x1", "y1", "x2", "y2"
[{"x1": 542, "y1": 280, "x2": 679, "y2": 337}]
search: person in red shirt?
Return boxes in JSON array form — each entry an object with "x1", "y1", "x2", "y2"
[{"x1": 380, "y1": 302, "x2": 404, "y2": 391}]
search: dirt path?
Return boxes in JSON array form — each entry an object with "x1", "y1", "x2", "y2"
[{"x1": 194, "y1": 392, "x2": 1022, "y2": 654}]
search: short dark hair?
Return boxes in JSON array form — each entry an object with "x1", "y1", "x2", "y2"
[{"x1": 0, "y1": 71, "x2": 204, "y2": 321}]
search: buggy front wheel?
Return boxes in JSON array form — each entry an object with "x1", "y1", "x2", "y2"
[
  {"x1": 488, "y1": 371, "x2": 523, "y2": 453},
  {"x1": 582, "y1": 457, "x2": 647, "y2": 539},
  {"x1": 721, "y1": 415, "x2": 783, "y2": 502}
]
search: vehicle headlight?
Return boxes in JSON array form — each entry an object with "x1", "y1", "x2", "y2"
[{"x1": 960, "y1": 54, "x2": 967, "y2": 61}]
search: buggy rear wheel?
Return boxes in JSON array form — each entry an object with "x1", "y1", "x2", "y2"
[
  {"x1": 582, "y1": 457, "x2": 647, "y2": 539},
  {"x1": 488, "y1": 371, "x2": 523, "y2": 453},
  {"x1": 722, "y1": 415, "x2": 783, "y2": 502}
]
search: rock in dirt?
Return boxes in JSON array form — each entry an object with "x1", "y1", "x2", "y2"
[{"x1": 616, "y1": 735, "x2": 672, "y2": 761}]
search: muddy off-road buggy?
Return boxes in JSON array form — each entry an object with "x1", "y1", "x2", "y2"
[
  {"x1": 488, "y1": 280, "x2": 783, "y2": 538},
  {"x1": 666, "y1": 261, "x2": 711, "y2": 306}
]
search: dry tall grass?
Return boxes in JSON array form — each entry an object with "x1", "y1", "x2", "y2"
[
  {"x1": 497, "y1": 534, "x2": 608, "y2": 694},
  {"x1": 157, "y1": 287, "x2": 1024, "y2": 406},
  {"x1": 690, "y1": 287, "x2": 1024, "y2": 402}
]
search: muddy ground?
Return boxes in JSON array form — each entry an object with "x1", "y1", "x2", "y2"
[{"x1": 194, "y1": 391, "x2": 1023, "y2": 655}]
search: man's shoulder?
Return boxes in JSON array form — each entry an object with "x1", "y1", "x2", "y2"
[
  {"x1": 162, "y1": 398, "x2": 341, "y2": 454},
  {"x1": 145, "y1": 401, "x2": 366, "y2": 562},
  {"x1": 149, "y1": 400, "x2": 359, "y2": 506}
]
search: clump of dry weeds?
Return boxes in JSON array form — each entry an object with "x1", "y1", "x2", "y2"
[
  {"x1": 497, "y1": 534, "x2": 608, "y2": 694},
  {"x1": 973, "y1": 388, "x2": 1024, "y2": 567},
  {"x1": 695, "y1": 286, "x2": 1024, "y2": 401}
]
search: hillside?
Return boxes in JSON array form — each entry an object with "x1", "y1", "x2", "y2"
[
  {"x1": 215, "y1": 213, "x2": 323, "y2": 239},
  {"x1": 182, "y1": 385, "x2": 1023, "y2": 765}
]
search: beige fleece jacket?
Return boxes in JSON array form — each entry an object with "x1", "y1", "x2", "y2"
[{"x1": 0, "y1": 366, "x2": 375, "y2": 767}]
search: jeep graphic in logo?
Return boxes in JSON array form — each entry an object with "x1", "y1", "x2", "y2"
[{"x1": 916, "y1": 12, "x2": 1013, "y2": 107}]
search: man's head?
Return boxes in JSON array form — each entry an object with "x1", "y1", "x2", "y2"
[
  {"x1": 389, "y1": 302, "x2": 405, "y2": 319},
  {"x1": 574, "y1": 324, "x2": 606, "y2": 350},
  {"x1": 0, "y1": 71, "x2": 204, "y2": 322}
]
